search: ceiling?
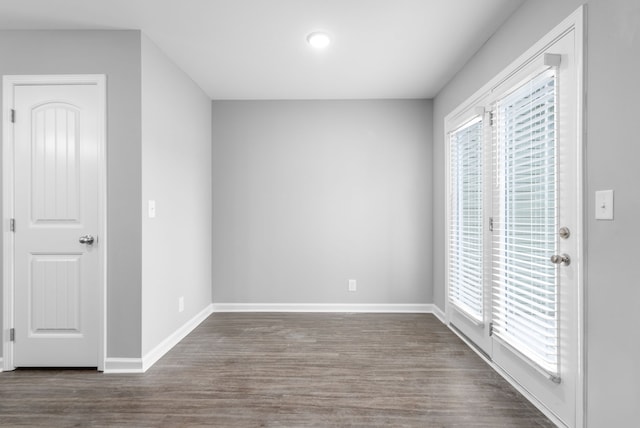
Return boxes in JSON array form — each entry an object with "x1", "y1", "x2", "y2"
[{"x1": 0, "y1": 0, "x2": 524, "y2": 100}]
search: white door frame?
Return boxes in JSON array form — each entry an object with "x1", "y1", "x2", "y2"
[
  {"x1": 2, "y1": 74, "x2": 107, "y2": 371},
  {"x1": 443, "y1": 7, "x2": 584, "y2": 427}
]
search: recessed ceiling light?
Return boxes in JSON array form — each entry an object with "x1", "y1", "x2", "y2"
[{"x1": 307, "y1": 32, "x2": 331, "y2": 49}]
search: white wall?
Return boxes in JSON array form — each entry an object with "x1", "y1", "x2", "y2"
[
  {"x1": 0, "y1": 30, "x2": 143, "y2": 358},
  {"x1": 433, "y1": 0, "x2": 640, "y2": 425},
  {"x1": 212, "y1": 100, "x2": 432, "y2": 305},
  {"x1": 141, "y1": 36, "x2": 212, "y2": 355}
]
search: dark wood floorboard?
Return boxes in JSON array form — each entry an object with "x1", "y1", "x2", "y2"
[{"x1": 0, "y1": 313, "x2": 555, "y2": 427}]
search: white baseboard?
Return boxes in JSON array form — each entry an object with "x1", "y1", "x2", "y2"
[
  {"x1": 103, "y1": 357, "x2": 144, "y2": 374},
  {"x1": 103, "y1": 303, "x2": 441, "y2": 374},
  {"x1": 0, "y1": 357, "x2": 3, "y2": 372},
  {"x1": 430, "y1": 305, "x2": 446, "y2": 323},
  {"x1": 104, "y1": 303, "x2": 214, "y2": 374},
  {"x1": 141, "y1": 303, "x2": 214, "y2": 372},
  {"x1": 212, "y1": 303, "x2": 441, "y2": 314}
]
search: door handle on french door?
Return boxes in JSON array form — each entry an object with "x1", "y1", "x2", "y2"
[
  {"x1": 550, "y1": 254, "x2": 570, "y2": 266},
  {"x1": 79, "y1": 235, "x2": 95, "y2": 245}
]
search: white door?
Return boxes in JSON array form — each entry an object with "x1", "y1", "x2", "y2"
[
  {"x1": 446, "y1": 114, "x2": 493, "y2": 355},
  {"x1": 11, "y1": 82, "x2": 101, "y2": 367},
  {"x1": 489, "y1": 29, "x2": 580, "y2": 427},
  {"x1": 445, "y1": 11, "x2": 583, "y2": 426}
]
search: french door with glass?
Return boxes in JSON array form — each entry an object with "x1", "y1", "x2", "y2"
[{"x1": 445, "y1": 10, "x2": 583, "y2": 427}]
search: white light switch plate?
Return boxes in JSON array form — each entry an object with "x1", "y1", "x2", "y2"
[{"x1": 595, "y1": 190, "x2": 613, "y2": 220}]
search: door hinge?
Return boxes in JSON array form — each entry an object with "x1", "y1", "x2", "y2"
[
  {"x1": 11, "y1": 109, "x2": 15, "y2": 123},
  {"x1": 9, "y1": 218, "x2": 15, "y2": 232},
  {"x1": 9, "y1": 328, "x2": 15, "y2": 342},
  {"x1": 488, "y1": 111, "x2": 494, "y2": 126},
  {"x1": 489, "y1": 217, "x2": 494, "y2": 232},
  {"x1": 489, "y1": 322, "x2": 494, "y2": 336}
]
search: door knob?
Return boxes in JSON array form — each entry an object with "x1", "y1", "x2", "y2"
[
  {"x1": 550, "y1": 254, "x2": 570, "y2": 266},
  {"x1": 79, "y1": 235, "x2": 95, "y2": 245}
]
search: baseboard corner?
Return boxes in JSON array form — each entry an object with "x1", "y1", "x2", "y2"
[
  {"x1": 427, "y1": 304, "x2": 446, "y2": 323},
  {"x1": 141, "y1": 303, "x2": 214, "y2": 372}
]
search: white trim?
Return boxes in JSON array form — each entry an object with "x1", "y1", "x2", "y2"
[
  {"x1": 430, "y1": 305, "x2": 446, "y2": 324},
  {"x1": 0, "y1": 357, "x2": 3, "y2": 372},
  {"x1": 2, "y1": 74, "x2": 107, "y2": 372},
  {"x1": 96, "y1": 75, "x2": 108, "y2": 372},
  {"x1": 2, "y1": 79, "x2": 16, "y2": 371},
  {"x1": 103, "y1": 358, "x2": 144, "y2": 374},
  {"x1": 211, "y1": 303, "x2": 437, "y2": 314},
  {"x1": 141, "y1": 303, "x2": 214, "y2": 372},
  {"x1": 103, "y1": 303, "x2": 215, "y2": 374},
  {"x1": 103, "y1": 303, "x2": 441, "y2": 374},
  {"x1": 574, "y1": 8, "x2": 586, "y2": 428}
]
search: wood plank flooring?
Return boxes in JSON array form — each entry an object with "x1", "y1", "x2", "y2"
[{"x1": 0, "y1": 313, "x2": 555, "y2": 427}]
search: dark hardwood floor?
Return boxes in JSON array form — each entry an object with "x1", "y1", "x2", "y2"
[{"x1": 0, "y1": 313, "x2": 555, "y2": 427}]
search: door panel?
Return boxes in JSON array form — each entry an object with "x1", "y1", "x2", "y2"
[
  {"x1": 490, "y1": 30, "x2": 579, "y2": 426},
  {"x1": 30, "y1": 254, "x2": 81, "y2": 335},
  {"x1": 447, "y1": 115, "x2": 493, "y2": 354},
  {"x1": 13, "y1": 83, "x2": 99, "y2": 367},
  {"x1": 31, "y1": 104, "x2": 81, "y2": 222}
]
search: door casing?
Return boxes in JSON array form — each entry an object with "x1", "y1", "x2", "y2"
[{"x1": 2, "y1": 74, "x2": 107, "y2": 371}]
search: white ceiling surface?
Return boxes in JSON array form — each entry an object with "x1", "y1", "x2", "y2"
[{"x1": 0, "y1": 0, "x2": 524, "y2": 100}]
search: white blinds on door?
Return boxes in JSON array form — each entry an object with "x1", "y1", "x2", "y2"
[
  {"x1": 449, "y1": 117, "x2": 484, "y2": 322},
  {"x1": 492, "y1": 69, "x2": 559, "y2": 376}
]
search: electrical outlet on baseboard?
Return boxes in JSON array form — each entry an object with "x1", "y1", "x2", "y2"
[
  {"x1": 348, "y1": 279, "x2": 357, "y2": 292},
  {"x1": 178, "y1": 296, "x2": 184, "y2": 313}
]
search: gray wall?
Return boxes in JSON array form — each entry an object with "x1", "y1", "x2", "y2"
[
  {"x1": 212, "y1": 100, "x2": 432, "y2": 305},
  {"x1": 141, "y1": 36, "x2": 212, "y2": 354},
  {"x1": 0, "y1": 30, "x2": 142, "y2": 358},
  {"x1": 433, "y1": 0, "x2": 640, "y2": 425}
]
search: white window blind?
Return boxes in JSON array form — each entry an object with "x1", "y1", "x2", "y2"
[
  {"x1": 492, "y1": 69, "x2": 559, "y2": 376},
  {"x1": 448, "y1": 117, "x2": 484, "y2": 322}
]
